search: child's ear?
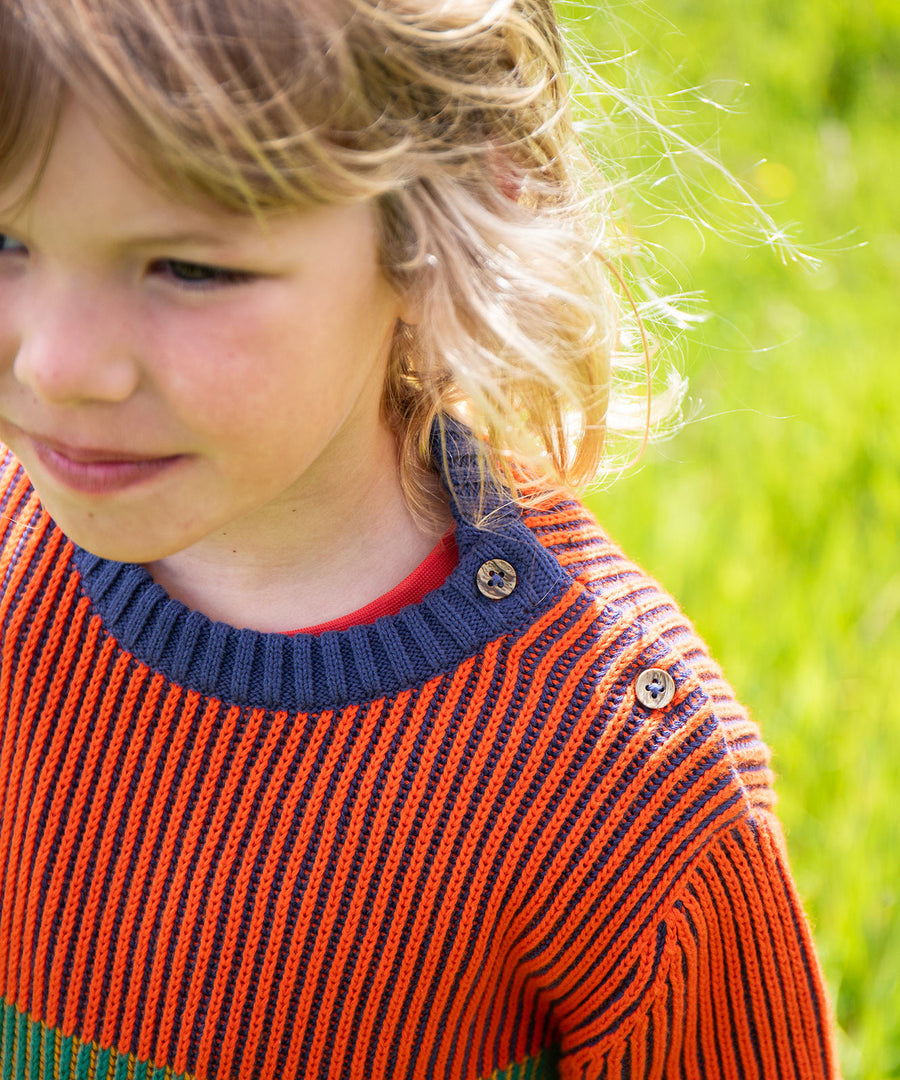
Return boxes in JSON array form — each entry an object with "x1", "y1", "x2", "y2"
[
  {"x1": 488, "y1": 151, "x2": 524, "y2": 203},
  {"x1": 396, "y1": 282, "x2": 425, "y2": 327}
]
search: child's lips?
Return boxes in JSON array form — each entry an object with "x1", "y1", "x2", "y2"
[
  {"x1": 23, "y1": 430, "x2": 186, "y2": 495},
  {"x1": 32, "y1": 434, "x2": 162, "y2": 463}
]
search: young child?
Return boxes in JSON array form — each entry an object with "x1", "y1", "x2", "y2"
[{"x1": 0, "y1": 1, "x2": 838, "y2": 1077}]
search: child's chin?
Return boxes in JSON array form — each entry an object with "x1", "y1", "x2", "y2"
[{"x1": 44, "y1": 506, "x2": 187, "y2": 567}]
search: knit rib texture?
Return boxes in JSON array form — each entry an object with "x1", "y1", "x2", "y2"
[{"x1": 0, "y1": 433, "x2": 838, "y2": 1079}]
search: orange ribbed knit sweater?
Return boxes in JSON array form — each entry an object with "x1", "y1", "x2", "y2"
[{"x1": 0, "y1": 434, "x2": 837, "y2": 1079}]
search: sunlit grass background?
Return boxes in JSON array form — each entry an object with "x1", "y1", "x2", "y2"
[{"x1": 557, "y1": 1, "x2": 900, "y2": 1076}]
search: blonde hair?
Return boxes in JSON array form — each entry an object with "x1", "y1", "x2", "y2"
[{"x1": 0, "y1": 0, "x2": 677, "y2": 520}]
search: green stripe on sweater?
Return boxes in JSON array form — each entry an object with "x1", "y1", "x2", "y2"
[
  {"x1": 483, "y1": 1048, "x2": 560, "y2": 1080},
  {"x1": 0, "y1": 1001, "x2": 196, "y2": 1080},
  {"x1": 1, "y1": 996, "x2": 559, "y2": 1080}
]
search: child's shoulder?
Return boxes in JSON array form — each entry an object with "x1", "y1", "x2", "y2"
[{"x1": 519, "y1": 485, "x2": 777, "y2": 824}]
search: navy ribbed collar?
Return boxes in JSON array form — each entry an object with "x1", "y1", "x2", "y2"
[{"x1": 72, "y1": 423, "x2": 569, "y2": 711}]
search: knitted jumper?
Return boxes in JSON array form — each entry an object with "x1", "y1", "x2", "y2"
[{"x1": 0, "y1": 433, "x2": 837, "y2": 1080}]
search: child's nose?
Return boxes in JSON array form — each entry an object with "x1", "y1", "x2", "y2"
[{"x1": 12, "y1": 286, "x2": 140, "y2": 405}]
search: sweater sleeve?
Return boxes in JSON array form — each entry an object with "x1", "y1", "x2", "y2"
[{"x1": 558, "y1": 809, "x2": 840, "y2": 1079}]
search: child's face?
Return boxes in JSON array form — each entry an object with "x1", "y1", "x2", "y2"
[{"x1": 0, "y1": 100, "x2": 409, "y2": 565}]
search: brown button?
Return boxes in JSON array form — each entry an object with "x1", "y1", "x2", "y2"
[
  {"x1": 635, "y1": 667, "x2": 676, "y2": 710},
  {"x1": 476, "y1": 559, "x2": 517, "y2": 600}
]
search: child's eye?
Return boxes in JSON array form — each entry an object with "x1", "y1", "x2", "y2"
[
  {"x1": 151, "y1": 258, "x2": 255, "y2": 288},
  {"x1": 0, "y1": 234, "x2": 27, "y2": 254}
]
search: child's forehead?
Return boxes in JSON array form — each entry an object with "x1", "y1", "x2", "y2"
[{"x1": 0, "y1": 100, "x2": 345, "y2": 249}]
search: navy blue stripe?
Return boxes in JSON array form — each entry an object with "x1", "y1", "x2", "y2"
[
  {"x1": 501, "y1": 706, "x2": 721, "y2": 986},
  {"x1": 35, "y1": 625, "x2": 117, "y2": 1025},
  {"x1": 369, "y1": 667, "x2": 517, "y2": 1076},
  {"x1": 398, "y1": 645, "x2": 540, "y2": 1077},
  {"x1": 487, "y1": 659, "x2": 662, "y2": 1051},
  {"x1": 313, "y1": 681, "x2": 453, "y2": 1080},
  {"x1": 539, "y1": 775, "x2": 745, "y2": 1029},
  {"x1": 769, "y1": 828, "x2": 832, "y2": 1078},
  {"x1": 140, "y1": 696, "x2": 257, "y2": 1063},
  {"x1": 2, "y1": 558, "x2": 84, "y2": 941},
  {"x1": 71, "y1": 669, "x2": 163, "y2": 1037},
  {"x1": 676, "y1": 891, "x2": 711, "y2": 1077},
  {"x1": 203, "y1": 699, "x2": 332, "y2": 1080},
  {"x1": 704, "y1": 844, "x2": 767, "y2": 1077},
  {"x1": 567, "y1": 922, "x2": 669, "y2": 1057},
  {"x1": 691, "y1": 856, "x2": 764, "y2": 1075},
  {"x1": 59, "y1": 658, "x2": 150, "y2": 1033},
  {"x1": 231, "y1": 701, "x2": 387, "y2": 1076},
  {"x1": 294, "y1": 698, "x2": 423, "y2": 1080},
  {"x1": 181, "y1": 701, "x2": 348, "y2": 1075},
  {"x1": 420, "y1": 605, "x2": 616, "y2": 1073},
  {"x1": 720, "y1": 826, "x2": 802, "y2": 1079},
  {"x1": 203, "y1": 699, "x2": 350, "y2": 1078},
  {"x1": 352, "y1": 660, "x2": 495, "y2": 1078}
]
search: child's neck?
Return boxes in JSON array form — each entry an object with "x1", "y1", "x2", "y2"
[{"x1": 143, "y1": 429, "x2": 452, "y2": 634}]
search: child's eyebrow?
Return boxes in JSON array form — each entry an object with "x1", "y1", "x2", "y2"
[
  {"x1": 0, "y1": 218, "x2": 236, "y2": 251},
  {"x1": 119, "y1": 227, "x2": 236, "y2": 249}
]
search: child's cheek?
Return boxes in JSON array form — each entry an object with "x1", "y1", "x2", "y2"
[
  {"x1": 143, "y1": 303, "x2": 280, "y2": 425},
  {"x1": 155, "y1": 288, "x2": 386, "y2": 437},
  {"x1": 0, "y1": 279, "x2": 27, "y2": 381}
]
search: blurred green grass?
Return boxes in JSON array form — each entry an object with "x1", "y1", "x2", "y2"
[{"x1": 557, "y1": 1, "x2": 900, "y2": 1075}]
